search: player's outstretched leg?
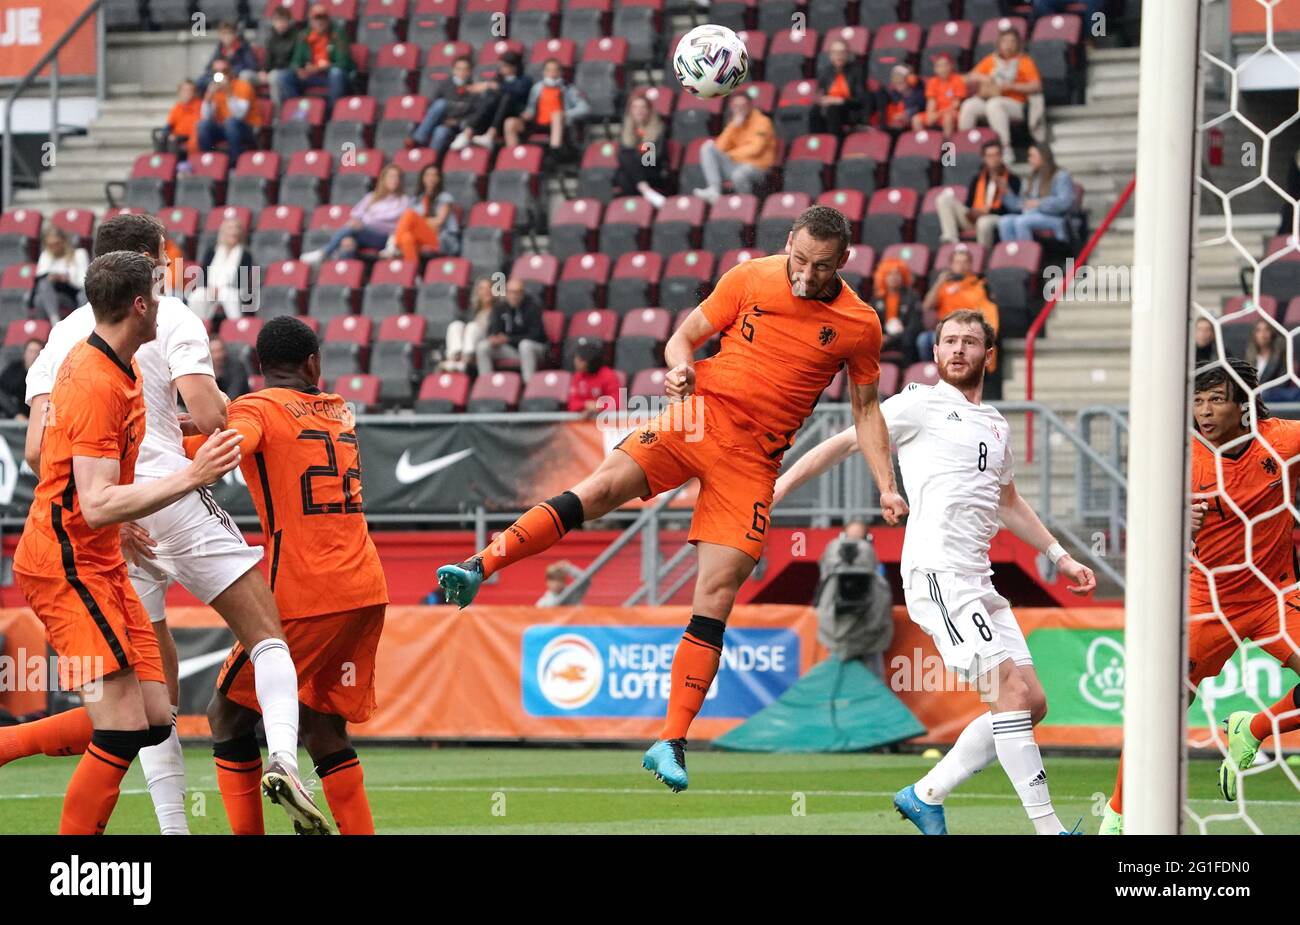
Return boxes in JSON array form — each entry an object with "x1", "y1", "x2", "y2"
[{"x1": 0, "y1": 707, "x2": 92, "y2": 767}]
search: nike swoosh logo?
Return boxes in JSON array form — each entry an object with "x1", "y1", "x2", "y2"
[
  {"x1": 395, "y1": 447, "x2": 476, "y2": 484},
  {"x1": 178, "y1": 648, "x2": 231, "y2": 680}
]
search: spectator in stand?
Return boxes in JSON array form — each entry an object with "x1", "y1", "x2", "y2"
[
  {"x1": 917, "y1": 244, "x2": 1000, "y2": 360},
  {"x1": 32, "y1": 227, "x2": 89, "y2": 322},
  {"x1": 914, "y1": 52, "x2": 967, "y2": 135},
  {"x1": 815, "y1": 39, "x2": 870, "y2": 137},
  {"x1": 410, "y1": 56, "x2": 477, "y2": 153},
  {"x1": 440, "y1": 276, "x2": 495, "y2": 373},
  {"x1": 278, "y1": 3, "x2": 354, "y2": 109},
  {"x1": 883, "y1": 64, "x2": 925, "y2": 133},
  {"x1": 691, "y1": 92, "x2": 777, "y2": 204},
  {"x1": 465, "y1": 51, "x2": 535, "y2": 150},
  {"x1": 536, "y1": 561, "x2": 588, "y2": 606},
  {"x1": 251, "y1": 5, "x2": 301, "y2": 107},
  {"x1": 209, "y1": 336, "x2": 251, "y2": 400},
  {"x1": 612, "y1": 95, "x2": 668, "y2": 209},
  {"x1": 504, "y1": 58, "x2": 591, "y2": 156},
  {"x1": 1194, "y1": 317, "x2": 1216, "y2": 366},
  {"x1": 567, "y1": 340, "x2": 621, "y2": 415},
  {"x1": 195, "y1": 57, "x2": 263, "y2": 166},
  {"x1": 187, "y1": 216, "x2": 257, "y2": 322},
  {"x1": 1245, "y1": 319, "x2": 1300, "y2": 402},
  {"x1": 385, "y1": 164, "x2": 461, "y2": 260},
  {"x1": 445, "y1": 54, "x2": 529, "y2": 152},
  {"x1": 871, "y1": 257, "x2": 923, "y2": 365},
  {"x1": 160, "y1": 79, "x2": 201, "y2": 154},
  {"x1": 934, "y1": 139, "x2": 1020, "y2": 247},
  {"x1": 301, "y1": 163, "x2": 410, "y2": 265},
  {"x1": 960, "y1": 28, "x2": 1045, "y2": 160},
  {"x1": 0, "y1": 339, "x2": 42, "y2": 419},
  {"x1": 476, "y1": 277, "x2": 547, "y2": 382},
  {"x1": 197, "y1": 20, "x2": 258, "y2": 93},
  {"x1": 998, "y1": 143, "x2": 1076, "y2": 242}
]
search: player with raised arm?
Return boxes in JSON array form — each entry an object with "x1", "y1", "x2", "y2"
[
  {"x1": 773, "y1": 310, "x2": 1096, "y2": 835},
  {"x1": 0, "y1": 214, "x2": 326, "y2": 836},
  {"x1": 11, "y1": 251, "x2": 243, "y2": 834},
  {"x1": 1099, "y1": 359, "x2": 1300, "y2": 834},
  {"x1": 436, "y1": 206, "x2": 907, "y2": 791},
  {"x1": 196, "y1": 316, "x2": 389, "y2": 835}
]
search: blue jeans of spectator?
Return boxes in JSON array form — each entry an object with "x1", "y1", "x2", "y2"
[
  {"x1": 197, "y1": 117, "x2": 254, "y2": 165},
  {"x1": 1033, "y1": 0, "x2": 1105, "y2": 24},
  {"x1": 412, "y1": 97, "x2": 454, "y2": 151},
  {"x1": 998, "y1": 211, "x2": 1069, "y2": 242},
  {"x1": 277, "y1": 66, "x2": 350, "y2": 107},
  {"x1": 322, "y1": 224, "x2": 389, "y2": 258},
  {"x1": 916, "y1": 330, "x2": 936, "y2": 362}
]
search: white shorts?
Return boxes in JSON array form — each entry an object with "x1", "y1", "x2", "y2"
[
  {"x1": 127, "y1": 482, "x2": 264, "y2": 623},
  {"x1": 903, "y1": 570, "x2": 1032, "y2": 679}
]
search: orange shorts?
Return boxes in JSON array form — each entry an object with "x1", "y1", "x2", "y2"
[
  {"x1": 616, "y1": 400, "x2": 778, "y2": 561},
  {"x1": 16, "y1": 563, "x2": 165, "y2": 690},
  {"x1": 216, "y1": 603, "x2": 386, "y2": 724},
  {"x1": 1188, "y1": 593, "x2": 1300, "y2": 686}
]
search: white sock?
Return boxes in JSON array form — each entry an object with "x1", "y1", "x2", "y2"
[
  {"x1": 992, "y1": 710, "x2": 1063, "y2": 834},
  {"x1": 915, "y1": 712, "x2": 997, "y2": 805},
  {"x1": 249, "y1": 637, "x2": 300, "y2": 774},
  {"x1": 139, "y1": 707, "x2": 189, "y2": 835}
]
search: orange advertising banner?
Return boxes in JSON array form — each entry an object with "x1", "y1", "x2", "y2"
[
  {"x1": 0, "y1": 1, "x2": 98, "y2": 80},
  {"x1": 1232, "y1": 0, "x2": 1300, "y2": 34}
]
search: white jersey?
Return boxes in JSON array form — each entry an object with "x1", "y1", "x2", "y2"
[
  {"x1": 26, "y1": 296, "x2": 214, "y2": 478},
  {"x1": 882, "y1": 378, "x2": 1014, "y2": 579}
]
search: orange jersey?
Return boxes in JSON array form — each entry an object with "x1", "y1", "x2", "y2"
[
  {"x1": 218, "y1": 387, "x2": 388, "y2": 619},
  {"x1": 1189, "y1": 416, "x2": 1300, "y2": 610},
  {"x1": 696, "y1": 254, "x2": 882, "y2": 460},
  {"x1": 14, "y1": 334, "x2": 145, "y2": 578}
]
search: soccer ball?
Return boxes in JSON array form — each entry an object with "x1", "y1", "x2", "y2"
[{"x1": 673, "y1": 24, "x2": 750, "y2": 99}]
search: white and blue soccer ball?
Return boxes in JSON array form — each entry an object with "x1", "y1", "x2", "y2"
[{"x1": 673, "y1": 24, "x2": 750, "y2": 99}]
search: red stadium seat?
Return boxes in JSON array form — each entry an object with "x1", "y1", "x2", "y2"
[
  {"x1": 756, "y1": 191, "x2": 811, "y2": 255},
  {"x1": 717, "y1": 248, "x2": 766, "y2": 278},
  {"x1": 476, "y1": 38, "x2": 527, "y2": 81},
  {"x1": 371, "y1": 322, "x2": 425, "y2": 402},
  {"x1": 575, "y1": 140, "x2": 621, "y2": 205},
  {"x1": 409, "y1": 0, "x2": 460, "y2": 50},
  {"x1": 608, "y1": 251, "x2": 662, "y2": 312},
  {"x1": 442, "y1": 145, "x2": 491, "y2": 206},
  {"x1": 467, "y1": 370, "x2": 523, "y2": 412},
  {"x1": 121, "y1": 152, "x2": 176, "y2": 211},
  {"x1": 310, "y1": 258, "x2": 366, "y2": 320},
  {"x1": 923, "y1": 19, "x2": 976, "y2": 74},
  {"x1": 174, "y1": 150, "x2": 228, "y2": 211},
  {"x1": 890, "y1": 130, "x2": 944, "y2": 193},
  {"x1": 868, "y1": 22, "x2": 923, "y2": 83},
  {"x1": 282, "y1": 149, "x2": 333, "y2": 212},
  {"x1": 837, "y1": 129, "x2": 892, "y2": 198},
  {"x1": 944, "y1": 127, "x2": 999, "y2": 190},
  {"x1": 5, "y1": 317, "x2": 49, "y2": 346},
  {"x1": 227, "y1": 150, "x2": 281, "y2": 212},
  {"x1": 542, "y1": 310, "x2": 565, "y2": 352},
  {"x1": 274, "y1": 97, "x2": 327, "y2": 156},
  {"x1": 520, "y1": 368, "x2": 572, "y2": 411},
  {"x1": 1222, "y1": 294, "x2": 1279, "y2": 321},
  {"x1": 198, "y1": 205, "x2": 253, "y2": 259},
  {"x1": 333, "y1": 374, "x2": 382, "y2": 412},
  {"x1": 550, "y1": 197, "x2": 602, "y2": 261},
  {"x1": 767, "y1": 27, "x2": 818, "y2": 87},
  {"x1": 559, "y1": 0, "x2": 610, "y2": 50},
  {"x1": 878, "y1": 361, "x2": 901, "y2": 399},
  {"x1": 370, "y1": 41, "x2": 421, "y2": 102},
  {"x1": 839, "y1": 244, "x2": 876, "y2": 294},
  {"x1": 220, "y1": 315, "x2": 263, "y2": 350},
  {"x1": 599, "y1": 196, "x2": 654, "y2": 260},
  {"x1": 986, "y1": 240, "x2": 1044, "y2": 337},
  {"x1": 260, "y1": 259, "x2": 311, "y2": 314},
  {"x1": 702, "y1": 194, "x2": 757, "y2": 254},
  {"x1": 323, "y1": 96, "x2": 378, "y2": 153},
  {"x1": 631, "y1": 85, "x2": 675, "y2": 121},
  {"x1": 651, "y1": 195, "x2": 707, "y2": 255},
  {"x1": 376, "y1": 93, "x2": 429, "y2": 153},
  {"x1": 614, "y1": 0, "x2": 662, "y2": 67},
  {"x1": 390, "y1": 146, "x2": 439, "y2": 197},
  {"x1": 629, "y1": 367, "x2": 668, "y2": 399},
  {"x1": 882, "y1": 242, "x2": 932, "y2": 284},
  {"x1": 817, "y1": 189, "x2": 867, "y2": 239},
  {"x1": 378, "y1": 311, "x2": 427, "y2": 344},
  {"x1": 737, "y1": 29, "x2": 768, "y2": 81},
  {"x1": 556, "y1": 253, "x2": 610, "y2": 316},
  {"x1": 488, "y1": 144, "x2": 545, "y2": 226},
  {"x1": 462, "y1": 0, "x2": 512, "y2": 50},
  {"x1": 862, "y1": 187, "x2": 919, "y2": 253},
  {"x1": 421, "y1": 40, "x2": 473, "y2": 93},
  {"x1": 358, "y1": 0, "x2": 405, "y2": 51},
  {"x1": 303, "y1": 203, "x2": 353, "y2": 254},
  {"x1": 251, "y1": 204, "x2": 305, "y2": 265},
  {"x1": 511, "y1": 253, "x2": 559, "y2": 309},
  {"x1": 917, "y1": 182, "x2": 967, "y2": 249},
  {"x1": 330, "y1": 147, "x2": 385, "y2": 205},
  {"x1": 774, "y1": 79, "x2": 819, "y2": 141},
  {"x1": 709, "y1": 0, "x2": 752, "y2": 33},
  {"x1": 416, "y1": 371, "x2": 470, "y2": 412},
  {"x1": 160, "y1": 207, "x2": 201, "y2": 259},
  {"x1": 363, "y1": 258, "x2": 419, "y2": 317},
  {"x1": 416, "y1": 256, "x2": 473, "y2": 337},
  {"x1": 0, "y1": 263, "x2": 35, "y2": 322},
  {"x1": 932, "y1": 242, "x2": 986, "y2": 279},
  {"x1": 577, "y1": 36, "x2": 628, "y2": 121},
  {"x1": 462, "y1": 200, "x2": 517, "y2": 277},
  {"x1": 672, "y1": 92, "x2": 724, "y2": 145},
  {"x1": 323, "y1": 314, "x2": 374, "y2": 379},
  {"x1": 975, "y1": 16, "x2": 1027, "y2": 62},
  {"x1": 903, "y1": 361, "x2": 941, "y2": 389},
  {"x1": 661, "y1": 249, "x2": 715, "y2": 310},
  {"x1": 49, "y1": 208, "x2": 94, "y2": 249},
  {"x1": 784, "y1": 133, "x2": 838, "y2": 197},
  {"x1": 616, "y1": 307, "x2": 671, "y2": 376},
  {"x1": 819, "y1": 25, "x2": 870, "y2": 59}
]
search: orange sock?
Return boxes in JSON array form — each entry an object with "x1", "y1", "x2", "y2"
[
  {"x1": 477, "y1": 492, "x2": 584, "y2": 579},
  {"x1": 60, "y1": 732, "x2": 145, "y2": 835},
  {"x1": 660, "y1": 616, "x2": 725, "y2": 741},
  {"x1": 0, "y1": 707, "x2": 92, "y2": 766},
  {"x1": 1250, "y1": 685, "x2": 1300, "y2": 741},
  {"x1": 317, "y1": 748, "x2": 374, "y2": 835},
  {"x1": 213, "y1": 736, "x2": 265, "y2": 835},
  {"x1": 1109, "y1": 755, "x2": 1123, "y2": 814}
]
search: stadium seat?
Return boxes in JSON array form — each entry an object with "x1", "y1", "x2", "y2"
[
  {"x1": 651, "y1": 195, "x2": 706, "y2": 254},
  {"x1": 708, "y1": 0, "x2": 752, "y2": 32},
  {"x1": 174, "y1": 151, "x2": 229, "y2": 211},
  {"x1": 931, "y1": 242, "x2": 986, "y2": 281},
  {"x1": 882, "y1": 242, "x2": 932, "y2": 285},
  {"x1": 416, "y1": 256, "x2": 472, "y2": 340},
  {"x1": 0, "y1": 263, "x2": 35, "y2": 324},
  {"x1": 197, "y1": 206, "x2": 253, "y2": 260},
  {"x1": 576, "y1": 140, "x2": 621, "y2": 206},
  {"x1": 923, "y1": 19, "x2": 976, "y2": 74},
  {"x1": 160, "y1": 207, "x2": 201, "y2": 260},
  {"x1": 373, "y1": 328, "x2": 424, "y2": 405},
  {"x1": 371, "y1": 94, "x2": 425, "y2": 153},
  {"x1": 944, "y1": 126, "x2": 999, "y2": 190},
  {"x1": 613, "y1": 0, "x2": 662, "y2": 66},
  {"x1": 916, "y1": 183, "x2": 966, "y2": 250},
  {"x1": 463, "y1": 201, "x2": 517, "y2": 279},
  {"x1": 442, "y1": 145, "x2": 491, "y2": 207},
  {"x1": 838, "y1": 244, "x2": 877, "y2": 295},
  {"x1": 599, "y1": 196, "x2": 654, "y2": 260},
  {"x1": 122, "y1": 152, "x2": 176, "y2": 211},
  {"x1": 542, "y1": 309, "x2": 566, "y2": 364},
  {"x1": 369, "y1": 42, "x2": 421, "y2": 102},
  {"x1": 774, "y1": 79, "x2": 819, "y2": 141},
  {"x1": 323, "y1": 314, "x2": 373, "y2": 380},
  {"x1": 630, "y1": 367, "x2": 668, "y2": 399},
  {"x1": 1281, "y1": 297, "x2": 1300, "y2": 330},
  {"x1": 1261, "y1": 238, "x2": 1300, "y2": 307},
  {"x1": 511, "y1": 253, "x2": 559, "y2": 309},
  {"x1": 415, "y1": 371, "x2": 470, "y2": 411},
  {"x1": 986, "y1": 240, "x2": 1044, "y2": 337},
  {"x1": 671, "y1": 93, "x2": 724, "y2": 146},
  {"x1": 817, "y1": 189, "x2": 866, "y2": 240},
  {"x1": 310, "y1": 259, "x2": 366, "y2": 321},
  {"x1": 488, "y1": 145, "x2": 545, "y2": 230},
  {"x1": 608, "y1": 251, "x2": 662, "y2": 312},
  {"x1": 468, "y1": 370, "x2": 524, "y2": 412},
  {"x1": 1222, "y1": 294, "x2": 1279, "y2": 322},
  {"x1": 576, "y1": 37, "x2": 628, "y2": 123},
  {"x1": 975, "y1": 16, "x2": 1027, "y2": 62},
  {"x1": 717, "y1": 248, "x2": 766, "y2": 278},
  {"x1": 333, "y1": 374, "x2": 383, "y2": 412},
  {"x1": 902, "y1": 360, "x2": 941, "y2": 388},
  {"x1": 862, "y1": 187, "x2": 919, "y2": 253},
  {"x1": 520, "y1": 368, "x2": 572, "y2": 411},
  {"x1": 549, "y1": 198, "x2": 602, "y2": 262},
  {"x1": 911, "y1": 0, "x2": 956, "y2": 29},
  {"x1": 460, "y1": 0, "x2": 510, "y2": 49},
  {"x1": 323, "y1": 96, "x2": 378, "y2": 154},
  {"x1": 227, "y1": 151, "x2": 281, "y2": 212},
  {"x1": 3, "y1": 318, "x2": 50, "y2": 370},
  {"x1": 784, "y1": 134, "x2": 837, "y2": 197},
  {"x1": 560, "y1": 0, "x2": 611, "y2": 50},
  {"x1": 632, "y1": 85, "x2": 676, "y2": 122},
  {"x1": 476, "y1": 39, "x2": 527, "y2": 81},
  {"x1": 282, "y1": 150, "x2": 334, "y2": 212},
  {"x1": 408, "y1": 0, "x2": 459, "y2": 48},
  {"x1": 756, "y1": 0, "x2": 799, "y2": 34},
  {"x1": 702, "y1": 194, "x2": 757, "y2": 253},
  {"x1": 304, "y1": 203, "x2": 353, "y2": 254},
  {"x1": 661, "y1": 250, "x2": 715, "y2": 310},
  {"x1": 564, "y1": 309, "x2": 618, "y2": 367},
  {"x1": 357, "y1": 0, "x2": 407, "y2": 50},
  {"x1": 890, "y1": 130, "x2": 943, "y2": 194},
  {"x1": 274, "y1": 97, "x2": 328, "y2": 156},
  {"x1": 616, "y1": 307, "x2": 671, "y2": 377},
  {"x1": 836, "y1": 129, "x2": 891, "y2": 199},
  {"x1": 220, "y1": 316, "x2": 263, "y2": 371},
  {"x1": 103, "y1": 0, "x2": 148, "y2": 30},
  {"x1": 820, "y1": 367, "x2": 846, "y2": 402},
  {"x1": 556, "y1": 253, "x2": 610, "y2": 316},
  {"x1": 389, "y1": 146, "x2": 438, "y2": 197},
  {"x1": 868, "y1": 22, "x2": 923, "y2": 84},
  {"x1": 766, "y1": 27, "x2": 819, "y2": 87},
  {"x1": 50, "y1": 208, "x2": 94, "y2": 250},
  {"x1": 1029, "y1": 13, "x2": 1083, "y2": 105},
  {"x1": 756, "y1": 192, "x2": 811, "y2": 255},
  {"x1": 421, "y1": 41, "x2": 475, "y2": 94},
  {"x1": 877, "y1": 361, "x2": 901, "y2": 399},
  {"x1": 525, "y1": 39, "x2": 576, "y2": 82},
  {"x1": 260, "y1": 260, "x2": 311, "y2": 315},
  {"x1": 363, "y1": 258, "x2": 419, "y2": 317}
]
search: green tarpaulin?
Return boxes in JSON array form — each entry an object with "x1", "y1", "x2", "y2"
[{"x1": 714, "y1": 657, "x2": 927, "y2": 752}]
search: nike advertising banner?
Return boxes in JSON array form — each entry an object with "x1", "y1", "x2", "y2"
[{"x1": 0, "y1": 417, "x2": 691, "y2": 525}]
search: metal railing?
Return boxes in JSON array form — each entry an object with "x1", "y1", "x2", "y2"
[{"x1": 2, "y1": 0, "x2": 105, "y2": 209}]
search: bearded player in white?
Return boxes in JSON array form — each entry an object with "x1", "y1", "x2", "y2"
[
  {"x1": 11, "y1": 214, "x2": 327, "y2": 834},
  {"x1": 773, "y1": 310, "x2": 1096, "y2": 835}
]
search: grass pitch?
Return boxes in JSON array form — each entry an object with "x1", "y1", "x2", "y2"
[{"x1": 1, "y1": 747, "x2": 1296, "y2": 835}]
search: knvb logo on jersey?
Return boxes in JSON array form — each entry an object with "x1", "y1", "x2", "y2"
[
  {"x1": 818, "y1": 325, "x2": 837, "y2": 346},
  {"x1": 522, "y1": 626, "x2": 800, "y2": 717}
]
